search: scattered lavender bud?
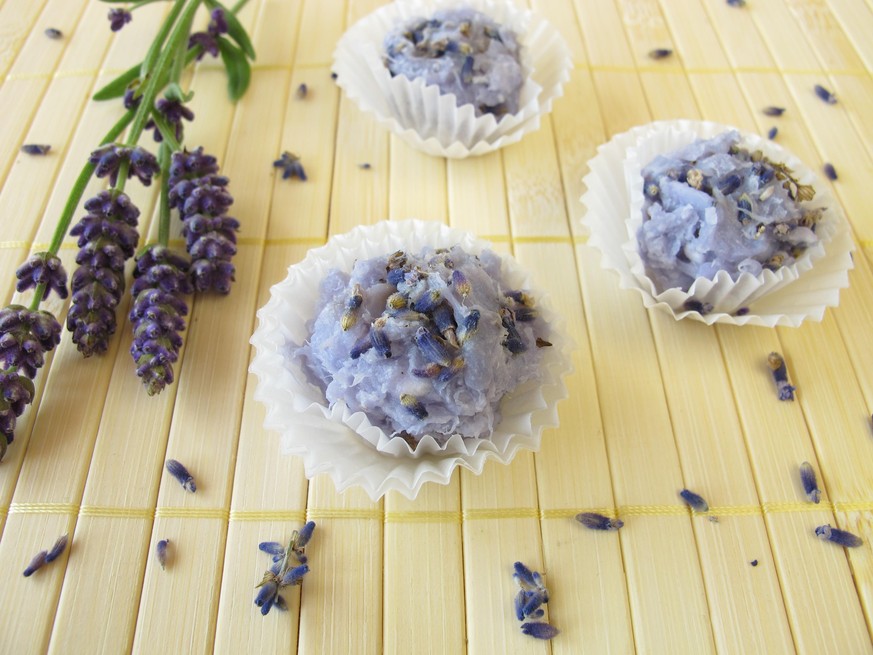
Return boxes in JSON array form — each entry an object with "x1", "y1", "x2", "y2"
[
  {"x1": 823, "y1": 163, "x2": 837, "y2": 181},
  {"x1": 513, "y1": 561, "x2": 538, "y2": 588},
  {"x1": 357, "y1": 162, "x2": 372, "y2": 170},
  {"x1": 44, "y1": 534, "x2": 68, "y2": 563},
  {"x1": 295, "y1": 83, "x2": 308, "y2": 99},
  {"x1": 762, "y1": 106, "x2": 785, "y2": 117},
  {"x1": 814, "y1": 84, "x2": 837, "y2": 104},
  {"x1": 683, "y1": 299, "x2": 713, "y2": 315},
  {"x1": 400, "y1": 393, "x2": 428, "y2": 420},
  {"x1": 521, "y1": 622, "x2": 560, "y2": 640},
  {"x1": 156, "y1": 539, "x2": 170, "y2": 570},
  {"x1": 679, "y1": 488, "x2": 710, "y2": 513},
  {"x1": 816, "y1": 524, "x2": 862, "y2": 548},
  {"x1": 575, "y1": 512, "x2": 624, "y2": 531},
  {"x1": 750, "y1": 559, "x2": 758, "y2": 567},
  {"x1": 330, "y1": 71, "x2": 338, "y2": 80},
  {"x1": 259, "y1": 541, "x2": 285, "y2": 556},
  {"x1": 648, "y1": 48, "x2": 673, "y2": 60},
  {"x1": 107, "y1": 8, "x2": 132, "y2": 32},
  {"x1": 799, "y1": 462, "x2": 821, "y2": 504},
  {"x1": 165, "y1": 459, "x2": 196, "y2": 492},
  {"x1": 767, "y1": 126, "x2": 778, "y2": 140},
  {"x1": 726, "y1": 0, "x2": 747, "y2": 7},
  {"x1": 767, "y1": 352, "x2": 795, "y2": 401},
  {"x1": 273, "y1": 151, "x2": 307, "y2": 181},
  {"x1": 44, "y1": 28, "x2": 62, "y2": 39},
  {"x1": 21, "y1": 144, "x2": 51, "y2": 155},
  {"x1": 22, "y1": 550, "x2": 47, "y2": 577}
]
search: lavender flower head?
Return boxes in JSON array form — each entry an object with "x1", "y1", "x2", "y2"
[
  {"x1": 129, "y1": 245, "x2": 192, "y2": 395},
  {"x1": 188, "y1": 8, "x2": 229, "y2": 60},
  {"x1": 107, "y1": 8, "x2": 132, "y2": 32},
  {"x1": 67, "y1": 191, "x2": 140, "y2": 356},
  {"x1": 146, "y1": 97, "x2": 195, "y2": 143},
  {"x1": 89, "y1": 145, "x2": 160, "y2": 187},
  {"x1": 0, "y1": 306, "x2": 62, "y2": 379},
  {"x1": 15, "y1": 252, "x2": 68, "y2": 300},
  {"x1": 169, "y1": 148, "x2": 239, "y2": 294}
]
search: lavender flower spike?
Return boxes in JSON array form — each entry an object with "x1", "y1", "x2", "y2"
[
  {"x1": 15, "y1": 252, "x2": 68, "y2": 300},
  {"x1": 0, "y1": 305, "x2": 63, "y2": 378},
  {"x1": 129, "y1": 245, "x2": 192, "y2": 394},
  {"x1": 165, "y1": 458, "x2": 196, "y2": 493}
]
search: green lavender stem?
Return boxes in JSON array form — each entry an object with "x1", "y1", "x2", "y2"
[{"x1": 157, "y1": 142, "x2": 172, "y2": 247}]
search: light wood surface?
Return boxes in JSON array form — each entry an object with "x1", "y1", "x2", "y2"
[{"x1": 1, "y1": 0, "x2": 872, "y2": 652}]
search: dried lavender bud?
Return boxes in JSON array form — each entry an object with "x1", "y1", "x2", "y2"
[
  {"x1": 726, "y1": 0, "x2": 746, "y2": 6},
  {"x1": 734, "y1": 307, "x2": 750, "y2": 316},
  {"x1": 816, "y1": 524, "x2": 862, "y2": 548},
  {"x1": 22, "y1": 550, "x2": 47, "y2": 577},
  {"x1": 814, "y1": 84, "x2": 837, "y2": 104},
  {"x1": 107, "y1": 8, "x2": 132, "y2": 32},
  {"x1": 512, "y1": 561, "x2": 538, "y2": 590},
  {"x1": 823, "y1": 163, "x2": 837, "y2": 181},
  {"x1": 156, "y1": 539, "x2": 170, "y2": 570},
  {"x1": 762, "y1": 106, "x2": 785, "y2": 117},
  {"x1": 21, "y1": 144, "x2": 51, "y2": 155},
  {"x1": 683, "y1": 299, "x2": 714, "y2": 315},
  {"x1": 648, "y1": 48, "x2": 673, "y2": 60},
  {"x1": 575, "y1": 512, "x2": 624, "y2": 531},
  {"x1": 750, "y1": 559, "x2": 758, "y2": 566},
  {"x1": 412, "y1": 289, "x2": 441, "y2": 313},
  {"x1": 273, "y1": 151, "x2": 307, "y2": 181},
  {"x1": 259, "y1": 541, "x2": 285, "y2": 556},
  {"x1": 521, "y1": 622, "x2": 560, "y2": 640},
  {"x1": 519, "y1": 590, "x2": 547, "y2": 619},
  {"x1": 679, "y1": 488, "x2": 709, "y2": 513},
  {"x1": 767, "y1": 126, "x2": 778, "y2": 140},
  {"x1": 370, "y1": 319, "x2": 392, "y2": 357},
  {"x1": 296, "y1": 521, "x2": 316, "y2": 549},
  {"x1": 358, "y1": 162, "x2": 372, "y2": 170},
  {"x1": 767, "y1": 352, "x2": 795, "y2": 401},
  {"x1": 15, "y1": 252, "x2": 68, "y2": 300},
  {"x1": 452, "y1": 270, "x2": 471, "y2": 298},
  {"x1": 280, "y1": 564, "x2": 309, "y2": 586},
  {"x1": 254, "y1": 580, "x2": 279, "y2": 608},
  {"x1": 799, "y1": 461, "x2": 821, "y2": 504},
  {"x1": 414, "y1": 326, "x2": 452, "y2": 367},
  {"x1": 165, "y1": 458, "x2": 196, "y2": 492},
  {"x1": 400, "y1": 393, "x2": 428, "y2": 420},
  {"x1": 44, "y1": 534, "x2": 68, "y2": 563},
  {"x1": 44, "y1": 28, "x2": 62, "y2": 39},
  {"x1": 295, "y1": 83, "x2": 308, "y2": 99}
]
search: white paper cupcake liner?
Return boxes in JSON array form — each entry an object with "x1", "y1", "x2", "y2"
[
  {"x1": 581, "y1": 120, "x2": 854, "y2": 327},
  {"x1": 333, "y1": 0, "x2": 572, "y2": 158},
  {"x1": 249, "y1": 220, "x2": 572, "y2": 499}
]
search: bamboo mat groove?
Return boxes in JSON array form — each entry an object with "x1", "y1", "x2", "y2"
[{"x1": 1, "y1": 0, "x2": 873, "y2": 652}]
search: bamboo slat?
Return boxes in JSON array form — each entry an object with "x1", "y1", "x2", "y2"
[{"x1": 2, "y1": 0, "x2": 873, "y2": 653}]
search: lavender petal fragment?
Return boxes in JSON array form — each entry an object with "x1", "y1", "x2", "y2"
[
  {"x1": 679, "y1": 488, "x2": 709, "y2": 513},
  {"x1": 816, "y1": 524, "x2": 862, "y2": 548},
  {"x1": 521, "y1": 622, "x2": 560, "y2": 640},
  {"x1": 799, "y1": 461, "x2": 821, "y2": 504},
  {"x1": 767, "y1": 352, "x2": 795, "y2": 401},
  {"x1": 165, "y1": 458, "x2": 197, "y2": 493},
  {"x1": 575, "y1": 512, "x2": 624, "y2": 531},
  {"x1": 814, "y1": 84, "x2": 837, "y2": 104},
  {"x1": 44, "y1": 534, "x2": 68, "y2": 563}
]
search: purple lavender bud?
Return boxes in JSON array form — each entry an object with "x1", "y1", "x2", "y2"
[
  {"x1": 816, "y1": 524, "x2": 862, "y2": 548},
  {"x1": 208, "y1": 8, "x2": 228, "y2": 35},
  {"x1": 44, "y1": 534, "x2": 68, "y2": 563},
  {"x1": 23, "y1": 550, "x2": 47, "y2": 577},
  {"x1": 767, "y1": 352, "x2": 796, "y2": 401},
  {"x1": 767, "y1": 126, "x2": 778, "y2": 140},
  {"x1": 15, "y1": 252, "x2": 68, "y2": 300},
  {"x1": 823, "y1": 163, "x2": 837, "y2": 181},
  {"x1": 520, "y1": 622, "x2": 560, "y2": 640},
  {"x1": 296, "y1": 521, "x2": 316, "y2": 549},
  {"x1": 762, "y1": 106, "x2": 785, "y2": 117},
  {"x1": 0, "y1": 370, "x2": 34, "y2": 454},
  {"x1": 295, "y1": 83, "x2": 308, "y2": 99},
  {"x1": 513, "y1": 561, "x2": 537, "y2": 589},
  {"x1": 44, "y1": 28, "x2": 62, "y2": 39},
  {"x1": 0, "y1": 305, "x2": 62, "y2": 378},
  {"x1": 188, "y1": 32, "x2": 220, "y2": 60},
  {"x1": 414, "y1": 326, "x2": 452, "y2": 367},
  {"x1": 147, "y1": 97, "x2": 195, "y2": 143},
  {"x1": 520, "y1": 590, "x2": 546, "y2": 618},
  {"x1": 370, "y1": 320, "x2": 392, "y2": 358},
  {"x1": 156, "y1": 539, "x2": 170, "y2": 569},
  {"x1": 254, "y1": 581, "x2": 278, "y2": 607},
  {"x1": 169, "y1": 147, "x2": 220, "y2": 184},
  {"x1": 513, "y1": 590, "x2": 526, "y2": 621},
  {"x1": 799, "y1": 462, "x2": 821, "y2": 504},
  {"x1": 400, "y1": 393, "x2": 428, "y2": 420},
  {"x1": 412, "y1": 290, "x2": 441, "y2": 314},
  {"x1": 273, "y1": 152, "x2": 307, "y2": 181},
  {"x1": 189, "y1": 259, "x2": 235, "y2": 294},
  {"x1": 107, "y1": 8, "x2": 132, "y2": 32},
  {"x1": 165, "y1": 458, "x2": 196, "y2": 492},
  {"x1": 575, "y1": 512, "x2": 624, "y2": 531},
  {"x1": 280, "y1": 564, "x2": 309, "y2": 586},
  {"x1": 814, "y1": 84, "x2": 837, "y2": 104},
  {"x1": 259, "y1": 542, "x2": 285, "y2": 556},
  {"x1": 21, "y1": 144, "x2": 51, "y2": 155},
  {"x1": 123, "y1": 87, "x2": 142, "y2": 111},
  {"x1": 349, "y1": 333, "x2": 373, "y2": 360},
  {"x1": 128, "y1": 147, "x2": 160, "y2": 186},
  {"x1": 88, "y1": 145, "x2": 159, "y2": 187},
  {"x1": 260, "y1": 594, "x2": 277, "y2": 615},
  {"x1": 679, "y1": 488, "x2": 709, "y2": 513}
]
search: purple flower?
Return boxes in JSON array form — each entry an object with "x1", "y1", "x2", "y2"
[
  {"x1": 0, "y1": 305, "x2": 62, "y2": 378},
  {"x1": 188, "y1": 8, "x2": 228, "y2": 60},
  {"x1": 129, "y1": 245, "x2": 192, "y2": 395},
  {"x1": 67, "y1": 191, "x2": 140, "y2": 357},
  {"x1": 520, "y1": 622, "x2": 560, "y2": 640},
  {"x1": 208, "y1": 8, "x2": 228, "y2": 36},
  {"x1": 168, "y1": 149, "x2": 239, "y2": 294},
  {"x1": 15, "y1": 252, "x2": 68, "y2": 300},
  {"x1": 107, "y1": 8, "x2": 132, "y2": 32},
  {"x1": 146, "y1": 97, "x2": 195, "y2": 143},
  {"x1": 273, "y1": 151, "x2": 307, "y2": 181},
  {"x1": 0, "y1": 371, "x2": 35, "y2": 455},
  {"x1": 88, "y1": 145, "x2": 159, "y2": 187},
  {"x1": 123, "y1": 87, "x2": 142, "y2": 111}
]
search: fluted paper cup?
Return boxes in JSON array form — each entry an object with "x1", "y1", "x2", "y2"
[
  {"x1": 333, "y1": 0, "x2": 572, "y2": 158},
  {"x1": 581, "y1": 120, "x2": 853, "y2": 327},
  {"x1": 250, "y1": 219, "x2": 572, "y2": 499}
]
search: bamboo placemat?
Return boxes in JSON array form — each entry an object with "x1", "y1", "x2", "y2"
[{"x1": 1, "y1": 0, "x2": 873, "y2": 652}]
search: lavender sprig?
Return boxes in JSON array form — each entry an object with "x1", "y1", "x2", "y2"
[
  {"x1": 512, "y1": 561, "x2": 558, "y2": 639},
  {"x1": 255, "y1": 522, "x2": 317, "y2": 616}
]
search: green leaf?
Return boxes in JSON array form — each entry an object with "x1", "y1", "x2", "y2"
[
  {"x1": 92, "y1": 63, "x2": 140, "y2": 101},
  {"x1": 220, "y1": 3, "x2": 256, "y2": 61},
  {"x1": 217, "y1": 37, "x2": 251, "y2": 101}
]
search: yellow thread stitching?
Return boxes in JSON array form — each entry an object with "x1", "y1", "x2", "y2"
[
  {"x1": 762, "y1": 501, "x2": 833, "y2": 514},
  {"x1": 8, "y1": 502, "x2": 79, "y2": 515},
  {"x1": 229, "y1": 510, "x2": 307, "y2": 522},
  {"x1": 155, "y1": 507, "x2": 229, "y2": 520},
  {"x1": 306, "y1": 508, "x2": 384, "y2": 520},
  {"x1": 620, "y1": 505, "x2": 689, "y2": 517},
  {"x1": 79, "y1": 506, "x2": 153, "y2": 519},
  {"x1": 541, "y1": 508, "x2": 617, "y2": 520},
  {"x1": 834, "y1": 502, "x2": 873, "y2": 512},
  {"x1": 384, "y1": 511, "x2": 461, "y2": 523},
  {"x1": 463, "y1": 508, "x2": 540, "y2": 520}
]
